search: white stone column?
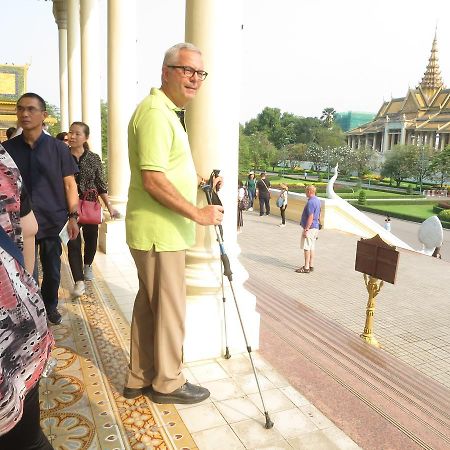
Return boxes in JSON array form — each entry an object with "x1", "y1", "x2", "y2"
[
  {"x1": 365, "y1": 134, "x2": 369, "y2": 148},
  {"x1": 53, "y1": 1, "x2": 69, "y2": 132},
  {"x1": 184, "y1": 0, "x2": 259, "y2": 361},
  {"x1": 372, "y1": 133, "x2": 376, "y2": 150},
  {"x1": 383, "y1": 123, "x2": 389, "y2": 153},
  {"x1": 106, "y1": 0, "x2": 136, "y2": 212},
  {"x1": 98, "y1": 0, "x2": 136, "y2": 254},
  {"x1": 67, "y1": 0, "x2": 82, "y2": 123},
  {"x1": 400, "y1": 124, "x2": 406, "y2": 145},
  {"x1": 80, "y1": 0, "x2": 102, "y2": 158}
]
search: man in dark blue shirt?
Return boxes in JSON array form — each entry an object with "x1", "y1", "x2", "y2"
[{"x1": 3, "y1": 93, "x2": 80, "y2": 325}]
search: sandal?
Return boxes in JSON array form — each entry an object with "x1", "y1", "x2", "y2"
[
  {"x1": 310, "y1": 267, "x2": 314, "y2": 272},
  {"x1": 295, "y1": 266, "x2": 310, "y2": 273}
]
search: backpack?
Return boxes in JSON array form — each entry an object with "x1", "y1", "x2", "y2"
[
  {"x1": 239, "y1": 188, "x2": 250, "y2": 210},
  {"x1": 276, "y1": 195, "x2": 284, "y2": 208}
]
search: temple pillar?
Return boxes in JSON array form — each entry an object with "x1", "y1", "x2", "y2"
[
  {"x1": 53, "y1": 1, "x2": 69, "y2": 132},
  {"x1": 365, "y1": 134, "x2": 369, "y2": 148},
  {"x1": 383, "y1": 122, "x2": 389, "y2": 153},
  {"x1": 372, "y1": 133, "x2": 376, "y2": 150},
  {"x1": 183, "y1": 0, "x2": 258, "y2": 361},
  {"x1": 67, "y1": 0, "x2": 82, "y2": 123},
  {"x1": 80, "y1": 0, "x2": 102, "y2": 158},
  {"x1": 98, "y1": 0, "x2": 136, "y2": 254},
  {"x1": 400, "y1": 124, "x2": 406, "y2": 145},
  {"x1": 106, "y1": 0, "x2": 136, "y2": 213}
]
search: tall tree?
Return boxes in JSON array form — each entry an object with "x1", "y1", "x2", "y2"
[
  {"x1": 381, "y1": 145, "x2": 417, "y2": 187},
  {"x1": 350, "y1": 145, "x2": 380, "y2": 178},
  {"x1": 320, "y1": 107, "x2": 336, "y2": 128},
  {"x1": 305, "y1": 143, "x2": 327, "y2": 172},
  {"x1": 430, "y1": 145, "x2": 450, "y2": 187}
]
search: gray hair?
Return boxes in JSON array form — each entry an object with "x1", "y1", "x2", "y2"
[{"x1": 163, "y1": 43, "x2": 202, "y2": 66}]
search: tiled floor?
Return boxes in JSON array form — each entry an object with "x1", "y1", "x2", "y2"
[{"x1": 90, "y1": 245, "x2": 361, "y2": 449}]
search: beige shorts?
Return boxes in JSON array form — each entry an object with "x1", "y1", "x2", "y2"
[{"x1": 300, "y1": 228, "x2": 319, "y2": 251}]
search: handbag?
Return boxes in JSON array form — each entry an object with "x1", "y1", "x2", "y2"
[
  {"x1": 276, "y1": 195, "x2": 284, "y2": 208},
  {"x1": 78, "y1": 189, "x2": 102, "y2": 225}
]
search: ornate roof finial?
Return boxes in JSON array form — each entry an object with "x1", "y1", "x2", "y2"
[{"x1": 418, "y1": 31, "x2": 444, "y2": 92}]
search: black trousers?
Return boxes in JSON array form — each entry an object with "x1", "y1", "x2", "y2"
[
  {"x1": 34, "y1": 237, "x2": 62, "y2": 312},
  {"x1": 280, "y1": 205, "x2": 287, "y2": 224},
  {"x1": 67, "y1": 223, "x2": 99, "y2": 282},
  {"x1": 259, "y1": 196, "x2": 270, "y2": 215},
  {"x1": 0, "y1": 381, "x2": 53, "y2": 450}
]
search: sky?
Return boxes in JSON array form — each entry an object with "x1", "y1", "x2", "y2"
[{"x1": 1, "y1": 0, "x2": 450, "y2": 124}]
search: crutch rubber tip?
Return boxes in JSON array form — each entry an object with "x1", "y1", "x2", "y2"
[
  {"x1": 224, "y1": 348, "x2": 231, "y2": 359},
  {"x1": 264, "y1": 413, "x2": 274, "y2": 429}
]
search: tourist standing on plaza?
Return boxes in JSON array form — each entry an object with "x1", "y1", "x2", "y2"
[
  {"x1": 237, "y1": 180, "x2": 245, "y2": 233},
  {"x1": 296, "y1": 185, "x2": 321, "y2": 273},
  {"x1": 246, "y1": 172, "x2": 256, "y2": 211},
  {"x1": 278, "y1": 183, "x2": 288, "y2": 227},
  {"x1": 124, "y1": 43, "x2": 224, "y2": 405},
  {"x1": 67, "y1": 121, "x2": 119, "y2": 298},
  {"x1": 3, "y1": 93, "x2": 79, "y2": 325},
  {"x1": 384, "y1": 215, "x2": 391, "y2": 232},
  {"x1": 0, "y1": 144, "x2": 54, "y2": 450},
  {"x1": 256, "y1": 172, "x2": 271, "y2": 216}
]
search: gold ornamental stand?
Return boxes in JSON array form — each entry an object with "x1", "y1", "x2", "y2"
[
  {"x1": 354, "y1": 235, "x2": 399, "y2": 349},
  {"x1": 360, "y1": 274, "x2": 384, "y2": 347}
]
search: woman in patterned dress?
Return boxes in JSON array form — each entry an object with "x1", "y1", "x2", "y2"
[{"x1": 0, "y1": 144, "x2": 54, "y2": 449}]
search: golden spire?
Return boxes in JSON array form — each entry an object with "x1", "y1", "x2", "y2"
[{"x1": 418, "y1": 31, "x2": 444, "y2": 95}]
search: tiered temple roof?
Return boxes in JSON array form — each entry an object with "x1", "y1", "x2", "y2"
[{"x1": 347, "y1": 33, "x2": 450, "y2": 138}]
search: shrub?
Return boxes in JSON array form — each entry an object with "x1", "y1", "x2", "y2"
[
  {"x1": 358, "y1": 190, "x2": 367, "y2": 205},
  {"x1": 406, "y1": 184, "x2": 414, "y2": 195},
  {"x1": 438, "y1": 201, "x2": 450, "y2": 209},
  {"x1": 439, "y1": 209, "x2": 450, "y2": 222}
]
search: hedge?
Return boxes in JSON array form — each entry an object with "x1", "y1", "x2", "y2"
[
  {"x1": 354, "y1": 204, "x2": 450, "y2": 229},
  {"x1": 348, "y1": 199, "x2": 436, "y2": 206}
]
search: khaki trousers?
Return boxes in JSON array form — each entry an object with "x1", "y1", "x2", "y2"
[{"x1": 126, "y1": 247, "x2": 186, "y2": 393}]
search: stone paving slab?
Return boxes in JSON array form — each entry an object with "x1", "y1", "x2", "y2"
[{"x1": 238, "y1": 210, "x2": 450, "y2": 389}]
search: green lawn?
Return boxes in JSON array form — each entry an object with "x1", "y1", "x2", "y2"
[{"x1": 358, "y1": 204, "x2": 436, "y2": 221}]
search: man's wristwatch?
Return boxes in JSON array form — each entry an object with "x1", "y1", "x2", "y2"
[{"x1": 68, "y1": 211, "x2": 79, "y2": 221}]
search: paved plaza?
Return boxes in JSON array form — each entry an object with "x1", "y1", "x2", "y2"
[{"x1": 238, "y1": 210, "x2": 450, "y2": 388}]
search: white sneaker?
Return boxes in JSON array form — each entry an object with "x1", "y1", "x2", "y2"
[
  {"x1": 72, "y1": 281, "x2": 85, "y2": 297},
  {"x1": 248, "y1": 207, "x2": 253, "y2": 211},
  {"x1": 83, "y1": 264, "x2": 94, "y2": 281},
  {"x1": 278, "y1": 224, "x2": 286, "y2": 227}
]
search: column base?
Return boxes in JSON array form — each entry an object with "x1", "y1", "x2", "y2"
[
  {"x1": 184, "y1": 285, "x2": 260, "y2": 362},
  {"x1": 98, "y1": 219, "x2": 127, "y2": 254}
]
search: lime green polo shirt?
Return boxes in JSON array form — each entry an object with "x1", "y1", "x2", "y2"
[{"x1": 126, "y1": 88, "x2": 197, "y2": 251}]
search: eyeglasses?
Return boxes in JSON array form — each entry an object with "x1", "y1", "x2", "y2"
[
  {"x1": 16, "y1": 105, "x2": 44, "y2": 115},
  {"x1": 167, "y1": 65, "x2": 208, "y2": 81}
]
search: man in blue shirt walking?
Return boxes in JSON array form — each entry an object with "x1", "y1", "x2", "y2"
[
  {"x1": 4, "y1": 93, "x2": 79, "y2": 325},
  {"x1": 296, "y1": 185, "x2": 321, "y2": 273}
]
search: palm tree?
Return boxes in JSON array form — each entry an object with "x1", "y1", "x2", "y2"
[{"x1": 320, "y1": 107, "x2": 336, "y2": 128}]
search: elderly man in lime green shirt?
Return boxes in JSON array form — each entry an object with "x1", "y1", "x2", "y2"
[{"x1": 124, "y1": 43, "x2": 224, "y2": 405}]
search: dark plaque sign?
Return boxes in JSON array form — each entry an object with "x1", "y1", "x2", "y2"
[{"x1": 355, "y1": 234, "x2": 399, "y2": 284}]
